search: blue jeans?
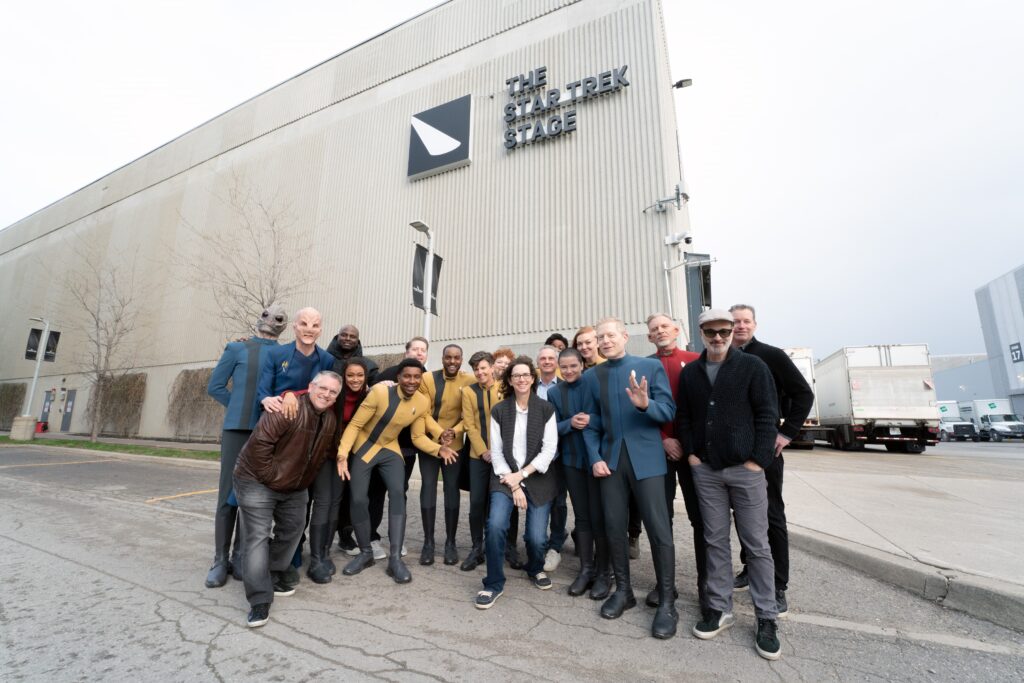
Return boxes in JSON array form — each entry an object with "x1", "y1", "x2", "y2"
[{"x1": 482, "y1": 490, "x2": 551, "y2": 593}]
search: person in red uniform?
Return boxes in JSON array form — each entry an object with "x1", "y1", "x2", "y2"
[{"x1": 644, "y1": 313, "x2": 705, "y2": 611}]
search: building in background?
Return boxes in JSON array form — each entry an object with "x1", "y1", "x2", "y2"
[
  {"x1": 931, "y1": 354, "x2": 995, "y2": 402},
  {"x1": 976, "y1": 264, "x2": 1024, "y2": 415},
  {"x1": 0, "y1": 0, "x2": 697, "y2": 439}
]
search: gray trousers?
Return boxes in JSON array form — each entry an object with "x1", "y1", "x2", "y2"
[
  {"x1": 234, "y1": 476, "x2": 309, "y2": 606},
  {"x1": 690, "y1": 462, "x2": 777, "y2": 620}
]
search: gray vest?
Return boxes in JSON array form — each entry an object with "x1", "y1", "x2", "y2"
[{"x1": 489, "y1": 394, "x2": 558, "y2": 506}]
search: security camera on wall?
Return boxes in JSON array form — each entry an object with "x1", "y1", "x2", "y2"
[{"x1": 664, "y1": 232, "x2": 693, "y2": 247}]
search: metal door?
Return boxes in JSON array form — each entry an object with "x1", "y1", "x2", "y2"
[
  {"x1": 60, "y1": 389, "x2": 76, "y2": 432},
  {"x1": 40, "y1": 390, "x2": 54, "y2": 422}
]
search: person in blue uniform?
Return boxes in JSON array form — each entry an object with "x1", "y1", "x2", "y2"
[
  {"x1": 204, "y1": 304, "x2": 287, "y2": 588},
  {"x1": 579, "y1": 317, "x2": 679, "y2": 639}
]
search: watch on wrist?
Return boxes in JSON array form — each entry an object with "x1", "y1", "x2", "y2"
[{"x1": 521, "y1": 469, "x2": 530, "y2": 479}]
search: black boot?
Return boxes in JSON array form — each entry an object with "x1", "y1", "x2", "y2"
[
  {"x1": 460, "y1": 543, "x2": 484, "y2": 571},
  {"x1": 419, "y1": 507, "x2": 436, "y2": 566},
  {"x1": 568, "y1": 530, "x2": 595, "y2": 596},
  {"x1": 600, "y1": 537, "x2": 636, "y2": 619},
  {"x1": 228, "y1": 511, "x2": 245, "y2": 582},
  {"x1": 650, "y1": 545, "x2": 679, "y2": 639},
  {"x1": 323, "y1": 514, "x2": 339, "y2": 575},
  {"x1": 590, "y1": 535, "x2": 612, "y2": 600},
  {"x1": 385, "y1": 514, "x2": 412, "y2": 584},
  {"x1": 307, "y1": 524, "x2": 332, "y2": 584},
  {"x1": 342, "y1": 520, "x2": 375, "y2": 576},
  {"x1": 205, "y1": 507, "x2": 234, "y2": 588},
  {"x1": 443, "y1": 508, "x2": 459, "y2": 566}
]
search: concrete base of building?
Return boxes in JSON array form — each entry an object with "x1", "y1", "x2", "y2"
[{"x1": 9, "y1": 416, "x2": 37, "y2": 441}]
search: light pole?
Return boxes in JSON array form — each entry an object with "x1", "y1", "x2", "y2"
[
  {"x1": 410, "y1": 221, "x2": 434, "y2": 342},
  {"x1": 23, "y1": 316, "x2": 50, "y2": 417}
]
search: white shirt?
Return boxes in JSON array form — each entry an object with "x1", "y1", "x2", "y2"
[{"x1": 489, "y1": 402, "x2": 558, "y2": 476}]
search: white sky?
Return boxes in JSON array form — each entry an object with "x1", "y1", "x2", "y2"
[{"x1": 2, "y1": 1, "x2": 1022, "y2": 357}]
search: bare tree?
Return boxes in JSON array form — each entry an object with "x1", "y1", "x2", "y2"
[
  {"x1": 175, "y1": 171, "x2": 312, "y2": 337},
  {"x1": 63, "y1": 243, "x2": 148, "y2": 441}
]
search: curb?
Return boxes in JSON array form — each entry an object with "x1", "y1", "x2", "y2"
[{"x1": 789, "y1": 524, "x2": 1024, "y2": 633}]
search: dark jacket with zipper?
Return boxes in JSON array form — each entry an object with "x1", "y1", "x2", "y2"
[
  {"x1": 675, "y1": 347, "x2": 779, "y2": 470},
  {"x1": 740, "y1": 336, "x2": 814, "y2": 441},
  {"x1": 234, "y1": 394, "x2": 337, "y2": 492},
  {"x1": 325, "y1": 337, "x2": 380, "y2": 387},
  {"x1": 489, "y1": 394, "x2": 558, "y2": 505}
]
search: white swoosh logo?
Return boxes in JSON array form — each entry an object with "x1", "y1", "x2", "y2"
[{"x1": 411, "y1": 116, "x2": 461, "y2": 156}]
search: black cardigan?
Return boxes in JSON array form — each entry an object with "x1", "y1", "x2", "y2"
[
  {"x1": 675, "y1": 347, "x2": 779, "y2": 470},
  {"x1": 489, "y1": 394, "x2": 558, "y2": 505},
  {"x1": 741, "y1": 337, "x2": 815, "y2": 441}
]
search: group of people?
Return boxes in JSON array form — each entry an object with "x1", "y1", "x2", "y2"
[{"x1": 205, "y1": 304, "x2": 814, "y2": 662}]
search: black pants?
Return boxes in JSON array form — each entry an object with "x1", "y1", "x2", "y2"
[
  {"x1": 601, "y1": 447, "x2": 673, "y2": 562},
  {"x1": 214, "y1": 429, "x2": 250, "y2": 555},
  {"x1": 548, "y1": 460, "x2": 569, "y2": 552},
  {"x1": 628, "y1": 493, "x2": 643, "y2": 539},
  {"x1": 467, "y1": 457, "x2": 491, "y2": 545},
  {"x1": 738, "y1": 454, "x2": 789, "y2": 590},
  {"x1": 419, "y1": 446, "x2": 464, "y2": 513},
  {"x1": 563, "y1": 464, "x2": 605, "y2": 537},
  {"x1": 664, "y1": 456, "x2": 707, "y2": 593},
  {"x1": 309, "y1": 458, "x2": 343, "y2": 526},
  {"x1": 350, "y1": 450, "x2": 408, "y2": 530},
  {"x1": 369, "y1": 448, "x2": 417, "y2": 541}
]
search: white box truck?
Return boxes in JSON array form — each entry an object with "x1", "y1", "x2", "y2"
[
  {"x1": 936, "y1": 400, "x2": 979, "y2": 441},
  {"x1": 957, "y1": 399, "x2": 1024, "y2": 442},
  {"x1": 814, "y1": 344, "x2": 939, "y2": 453},
  {"x1": 784, "y1": 347, "x2": 819, "y2": 447}
]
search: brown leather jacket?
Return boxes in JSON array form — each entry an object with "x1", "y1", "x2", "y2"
[{"x1": 234, "y1": 395, "x2": 337, "y2": 492}]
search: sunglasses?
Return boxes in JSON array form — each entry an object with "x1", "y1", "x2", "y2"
[{"x1": 701, "y1": 327, "x2": 734, "y2": 339}]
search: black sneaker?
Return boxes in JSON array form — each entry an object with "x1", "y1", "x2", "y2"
[
  {"x1": 531, "y1": 572, "x2": 553, "y2": 590},
  {"x1": 692, "y1": 609, "x2": 735, "y2": 640},
  {"x1": 272, "y1": 577, "x2": 295, "y2": 597},
  {"x1": 247, "y1": 603, "x2": 270, "y2": 628},
  {"x1": 734, "y1": 566, "x2": 749, "y2": 591},
  {"x1": 755, "y1": 618, "x2": 781, "y2": 660},
  {"x1": 775, "y1": 589, "x2": 789, "y2": 618},
  {"x1": 475, "y1": 589, "x2": 503, "y2": 610}
]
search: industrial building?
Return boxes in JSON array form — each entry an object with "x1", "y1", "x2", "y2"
[
  {"x1": 976, "y1": 264, "x2": 1024, "y2": 415},
  {"x1": 0, "y1": 0, "x2": 696, "y2": 439}
]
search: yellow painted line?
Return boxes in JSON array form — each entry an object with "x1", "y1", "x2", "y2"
[
  {"x1": 145, "y1": 488, "x2": 218, "y2": 504},
  {"x1": 0, "y1": 459, "x2": 115, "y2": 469}
]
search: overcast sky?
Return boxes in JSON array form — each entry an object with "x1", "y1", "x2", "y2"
[{"x1": 2, "y1": 1, "x2": 1021, "y2": 357}]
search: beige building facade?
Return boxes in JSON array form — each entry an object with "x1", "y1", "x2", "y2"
[{"x1": 0, "y1": 0, "x2": 693, "y2": 438}]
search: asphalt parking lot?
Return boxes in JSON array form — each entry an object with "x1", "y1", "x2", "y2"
[{"x1": 1, "y1": 444, "x2": 1022, "y2": 681}]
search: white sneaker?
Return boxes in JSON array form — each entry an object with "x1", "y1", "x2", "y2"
[
  {"x1": 371, "y1": 540, "x2": 387, "y2": 560},
  {"x1": 544, "y1": 549, "x2": 561, "y2": 573},
  {"x1": 401, "y1": 543, "x2": 408, "y2": 557}
]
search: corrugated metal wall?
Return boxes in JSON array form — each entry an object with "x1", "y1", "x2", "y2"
[{"x1": 0, "y1": 0, "x2": 691, "y2": 436}]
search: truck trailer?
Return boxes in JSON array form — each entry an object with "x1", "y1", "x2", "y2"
[
  {"x1": 811, "y1": 344, "x2": 939, "y2": 453},
  {"x1": 957, "y1": 399, "x2": 1024, "y2": 441},
  {"x1": 784, "y1": 347, "x2": 819, "y2": 448}
]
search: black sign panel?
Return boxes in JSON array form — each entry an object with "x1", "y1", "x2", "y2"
[
  {"x1": 44, "y1": 331, "x2": 61, "y2": 362},
  {"x1": 407, "y1": 95, "x2": 472, "y2": 181},
  {"x1": 412, "y1": 244, "x2": 442, "y2": 315},
  {"x1": 25, "y1": 328, "x2": 41, "y2": 361},
  {"x1": 1011, "y1": 342, "x2": 1023, "y2": 364}
]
